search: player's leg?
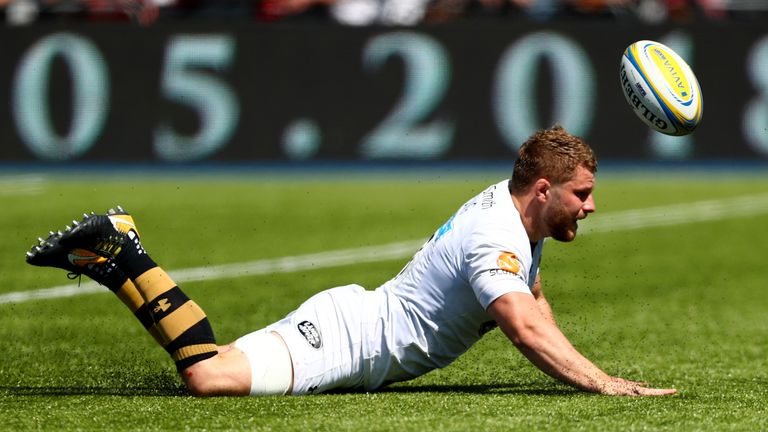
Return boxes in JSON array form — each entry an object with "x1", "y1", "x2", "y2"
[
  {"x1": 27, "y1": 207, "x2": 294, "y2": 396},
  {"x1": 102, "y1": 209, "x2": 297, "y2": 396},
  {"x1": 54, "y1": 207, "x2": 220, "y2": 372}
]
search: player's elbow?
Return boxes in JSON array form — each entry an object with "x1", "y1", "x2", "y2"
[
  {"x1": 488, "y1": 293, "x2": 549, "y2": 351},
  {"x1": 506, "y1": 323, "x2": 540, "y2": 349}
]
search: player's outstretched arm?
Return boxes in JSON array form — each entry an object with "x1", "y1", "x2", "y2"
[{"x1": 487, "y1": 292, "x2": 677, "y2": 396}]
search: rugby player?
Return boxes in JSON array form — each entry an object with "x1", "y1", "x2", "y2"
[{"x1": 26, "y1": 125, "x2": 676, "y2": 397}]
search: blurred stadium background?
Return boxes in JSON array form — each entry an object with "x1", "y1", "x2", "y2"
[{"x1": 0, "y1": 0, "x2": 767, "y2": 166}]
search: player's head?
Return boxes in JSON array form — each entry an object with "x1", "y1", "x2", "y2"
[
  {"x1": 510, "y1": 125, "x2": 597, "y2": 194},
  {"x1": 510, "y1": 125, "x2": 598, "y2": 242}
]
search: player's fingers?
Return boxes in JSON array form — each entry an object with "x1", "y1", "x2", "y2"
[{"x1": 635, "y1": 387, "x2": 677, "y2": 396}]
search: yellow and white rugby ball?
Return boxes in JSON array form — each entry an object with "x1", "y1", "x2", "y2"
[{"x1": 620, "y1": 40, "x2": 703, "y2": 136}]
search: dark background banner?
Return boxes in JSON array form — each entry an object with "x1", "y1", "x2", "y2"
[{"x1": 1, "y1": 22, "x2": 767, "y2": 163}]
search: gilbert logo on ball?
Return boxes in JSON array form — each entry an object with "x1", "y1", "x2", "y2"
[{"x1": 620, "y1": 40, "x2": 703, "y2": 136}]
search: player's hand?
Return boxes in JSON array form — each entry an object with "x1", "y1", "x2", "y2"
[
  {"x1": 599, "y1": 377, "x2": 677, "y2": 396},
  {"x1": 612, "y1": 377, "x2": 648, "y2": 387}
]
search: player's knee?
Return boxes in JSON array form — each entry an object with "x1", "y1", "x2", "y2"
[
  {"x1": 181, "y1": 348, "x2": 253, "y2": 397},
  {"x1": 183, "y1": 368, "x2": 213, "y2": 397},
  {"x1": 182, "y1": 360, "x2": 223, "y2": 397}
]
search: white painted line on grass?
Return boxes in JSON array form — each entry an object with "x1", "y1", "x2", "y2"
[
  {"x1": 0, "y1": 175, "x2": 47, "y2": 196},
  {"x1": 4, "y1": 192, "x2": 768, "y2": 305},
  {"x1": 581, "y1": 192, "x2": 768, "y2": 234}
]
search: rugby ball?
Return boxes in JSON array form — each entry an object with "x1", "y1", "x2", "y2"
[{"x1": 620, "y1": 40, "x2": 703, "y2": 136}]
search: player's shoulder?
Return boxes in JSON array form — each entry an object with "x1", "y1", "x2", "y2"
[
  {"x1": 458, "y1": 180, "x2": 513, "y2": 218},
  {"x1": 461, "y1": 182, "x2": 528, "y2": 249},
  {"x1": 463, "y1": 180, "x2": 519, "y2": 228}
]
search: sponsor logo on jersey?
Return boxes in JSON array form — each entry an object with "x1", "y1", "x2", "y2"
[
  {"x1": 496, "y1": 252, "x2": 521, "y2": 275},
  {"x1": 297, "y1": 320, "x2": 322, "y2": 349}
]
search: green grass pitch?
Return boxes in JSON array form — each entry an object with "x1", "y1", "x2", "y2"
[{"x1": 0, "y1": 169, "x2": 766, "y2": 431}]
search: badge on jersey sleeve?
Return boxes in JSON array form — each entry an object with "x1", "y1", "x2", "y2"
[{"x1": 496, "y1": 252, "x2": 521, "y2": 275}]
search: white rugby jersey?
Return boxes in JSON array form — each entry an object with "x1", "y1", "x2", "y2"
[{"x1": 362, "y1": 179, "x2": 544, "y2": 389}]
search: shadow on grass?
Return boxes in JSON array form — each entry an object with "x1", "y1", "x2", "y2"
[
  {"x1": 1, "y1": 383, "x2": 578, "y2": 398},
  {"x1": 364, "y1": 382, "x2": 578, "y2": 396},
  {"x1": 0, "y1": 386, "x2": 187, "y2": 397},
  {"x1": 1, "y1": 382, "x2": 583, "y2": 398}
]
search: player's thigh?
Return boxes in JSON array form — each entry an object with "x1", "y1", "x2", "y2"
[
  {"x1": 234, "y1": 329, "x2": 293, "y2": 396},
  {"x1": 265, "y1": 284, "x2": 368, "y2": 394}
]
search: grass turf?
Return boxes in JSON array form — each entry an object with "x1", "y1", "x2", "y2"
[{"x1": 0, "y1": 170, "x2": 766, "y2": 431}]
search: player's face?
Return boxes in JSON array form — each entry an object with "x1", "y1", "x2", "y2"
[{"x1": 545, "y1": 166, "x2": 596, "y2": 242}]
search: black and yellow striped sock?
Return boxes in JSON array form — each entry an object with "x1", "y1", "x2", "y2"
[
  {"x1": 132, "y1": 267, "x2": 218, "y2": 371},
  {"x1": 114, "y1": 230, "x2": 218, "y2": 371},
  {"x1": 103, "y1": 268, "x2": 211, "y2": 364},
  {"x1": 109, "y1": 279, "x2": 164, "y2": 346}
]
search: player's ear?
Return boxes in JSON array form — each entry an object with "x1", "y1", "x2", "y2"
[{"x1": 534, "y1": 179, "x2": 550, "y2": 202}]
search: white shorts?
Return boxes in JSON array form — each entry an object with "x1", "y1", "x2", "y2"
[{"x1": 237, "y1": 284, "x2": 369, "y2": 395}]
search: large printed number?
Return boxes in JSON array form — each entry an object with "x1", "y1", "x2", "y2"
[
  {"x1": 13, "y1": 33, "x2": 109, "y2": 160},
  {"x1": 649, "y1": 32, "x2": 694, "y2": 159},
  {"x1": 361, "y1": 32, "x2": 454, "y2": 159},
  {"x1": 154, "y1": 35, "x2": 239, "y2": 162},
  {"x1": 493, "y1": 32, "x2": 595, "y2": 150},
  {"x1": 744, "y1": 35, "x2": 768, "y2": 156}
]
